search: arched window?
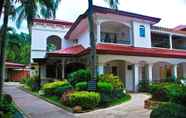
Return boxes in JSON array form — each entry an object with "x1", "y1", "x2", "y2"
[{"x1": 47, "y1": 35, "x2": 61, "y2": 52}]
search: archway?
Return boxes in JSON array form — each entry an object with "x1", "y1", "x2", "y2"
[{"x1": 47, "y1": 35, "x2": 61, "y2": 52}]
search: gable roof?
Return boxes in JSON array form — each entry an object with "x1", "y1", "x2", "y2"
[{"x1": 65, "y1": 5, "x2": 161, "y2": 39}]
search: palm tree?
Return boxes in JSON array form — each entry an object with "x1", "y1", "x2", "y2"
[
  {"x1": 0, "y1": 0, "x2": 61, "y2": 100},
  {"x1": 88, "y1": 0, "x2": 119, "y2": 81}
]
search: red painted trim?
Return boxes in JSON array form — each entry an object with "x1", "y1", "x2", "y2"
[
  {"x1": 6, "y1": 62, "x2": 25, "y2": 69},
  {"x1": 33, "y1": 19, "x2": 73, "y2": 26}
]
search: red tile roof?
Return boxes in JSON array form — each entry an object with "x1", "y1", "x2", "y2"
[
  {"x1": 48, "y1": 44, "x2": 186, "y2": 59},
  {"x1": 6, "y1": 62, "x2": 25, "y2": 69},
  {"x1": 48, "y1": 44, "x2": 86, "y2": 57},
  {"x1": 96, "y1": 44, "x2": 186, "y2": 58},
  {"x1": 33, "y1": 19, "x2": 73, "y2": 27}
]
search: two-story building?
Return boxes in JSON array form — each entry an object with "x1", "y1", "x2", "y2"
[{"x1": 31, "y1": 6, "x2": 186, "y2": 92}]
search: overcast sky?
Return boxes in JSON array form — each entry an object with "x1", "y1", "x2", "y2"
[
  {"x1": 55, "y1": 0, "x2": 186, "y2": 28},
  {"x1": 14, "y1": 0, "x2": 186, "y2": 32}
]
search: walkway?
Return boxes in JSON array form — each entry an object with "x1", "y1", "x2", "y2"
[
  {"x1": 3, "y1": 82, "x2": 151, "y2": 118},
  {"x1": 3, "y1": 82, "x2": 75, "y2": 118}
]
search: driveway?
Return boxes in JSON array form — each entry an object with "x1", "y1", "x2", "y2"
[{"x1": 4, "y1": 82, "x2": 151, "y2": 118}]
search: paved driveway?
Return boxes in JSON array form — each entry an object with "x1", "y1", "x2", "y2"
[
  {"x1": 4, "y1": 82, "x2": 151, "y2": 118},
  {"x1": 75, "y1": 94, "x2": 151, "y2": 118}
]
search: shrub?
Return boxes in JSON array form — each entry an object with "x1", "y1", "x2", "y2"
[
  {"x1": 97, "y1": 82, "x2": 113, "y2": 93},
  {"x1": 67, "y1": 69, "x2": 91, "y2": 85},
  {"x1": 151, "y1": 88, "x2": 169, "y2": 101},
  {"x1": 150, "y1": 103, "x2": 186, "y2": 118},
  {"x1": 22, "y1": 76, "x2": 40, "y2": 91},
  {"x1": 54, "y1": 84, "x2": 73, "y2": 96},
  {"x1": 67, "y1": 91, "x2": 100, "y2": 109},
  {"x1": 42, "y1": 80, "x2": 71, "y2": 95},
  {"x1": 149, "y1": 83, "x2": 186, "y2": 102},
  {"x1": 138, "y1": 79, "x2": 150, "y2": 92},
  {"x1": 112, "y1": 88, "x2": 125, "y2": 99},
  {"x1": 98, "y1": 74, "x2": 124, "y2": 89},
  {"x1": 75, "y1": 82, "x2": 87, "y2": 91}
]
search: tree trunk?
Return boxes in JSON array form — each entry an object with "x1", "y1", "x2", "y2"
[
  {"x1": 0, "y1": 0, "x2": 4, "y2": 18},
  {"x1": 88, "y1": 0, "x2": 97, "y2": 81},
  {"x1": 0, "y1": 0, "x2": 10, "y2": 100}
]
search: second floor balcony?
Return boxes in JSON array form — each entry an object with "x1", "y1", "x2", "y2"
[{"x1": 97, "y1": 21, "x2": 132, "y2": 45}]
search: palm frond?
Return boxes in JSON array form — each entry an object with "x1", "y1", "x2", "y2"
[{"x1": 104, "y1": 0, "x2": 119, "y2": 9}]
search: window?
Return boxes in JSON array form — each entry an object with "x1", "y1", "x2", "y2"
[{"x1": 139, "y1": 25, "x2": 145, "y2": 37}]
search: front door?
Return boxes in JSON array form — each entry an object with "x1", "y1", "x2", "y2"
[{"x1": 125, "y1": 65, "x2": 134, "y2": 92}]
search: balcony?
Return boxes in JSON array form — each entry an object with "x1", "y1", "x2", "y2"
[{"x1": 97, "y1": 21, "x2": 132, "y2": 45}]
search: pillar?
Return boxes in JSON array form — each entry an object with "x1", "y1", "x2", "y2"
[
  {"x1": 148, "y1": 63, "x2": 153, "y2": 83},
  {"x1": 96, "y1": 22, "x2": 101, "y2": 43},
  {"x1": 173, "y1": 64, "x2": 177, "y2": 80},
  {"x1": 62, "y1": 59, "x2": 65, "y2": 79},
  {"x1": 134, "y1": 63, "x2": 139, "y2": 92},
  {"x1": 97, "y1": 64, "x2": 104, "y2": 75},
  {"x1": 169, "y1": 34, "x2": 173, "y2": 49}
]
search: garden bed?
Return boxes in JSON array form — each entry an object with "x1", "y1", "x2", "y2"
[
  {"x1": 144, "y1": 98, "x2": 167, "y2": 109},
  {"x1": 21, "y1": 86, "x2": 131, "y2": 113}
]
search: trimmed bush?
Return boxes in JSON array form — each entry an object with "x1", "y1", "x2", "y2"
[
  {"x1": 98, "y1": 74, "x2": 124, "y2": 89},
  {"x1": 42, "y1": 80, "x2": 71, "y2": 95},
  {"x1": 112, "y1": 88, "x2": 125, "y2": 99},
  {"x1": 67, "y1": 69, "x2": 91, "y2": 85},
  {"x1": 54, "y1": 84, "x2": 73, "y2": 96},
  {"x1": 97, "y1": 82, "x2": 113, "y2": 93},
  {"x1": 67, "y1": 91, "x2": 101, "y2": 109},
  {"x1": 149, "y1": 83, "x2": 186, "y2": 102},
  {"x1": 75, "y1": 82, "x2": 87, "y2": 91},
  {"x1": 150, "y1": 103, "x2": 186, "y2": 118}
]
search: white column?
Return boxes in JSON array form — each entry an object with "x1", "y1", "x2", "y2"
[
  {"x1": 148, "y1": 63, "x2": 153, "y2": 83},
  {"x1": 97, "y1": 22, "x2": 101, "y2": 43},
  {"x1": 169, "y1": 34, "x2": 173, "y2": 49},
  {"x1": 134, "y1": 63, "x2": 139, "y2": 92},
  {"x1": 173, "y1": 64, "x2": 177, "y2": 80},
  {"x1": 97, "y1": 64, "x2": 104, "y2": 75}
]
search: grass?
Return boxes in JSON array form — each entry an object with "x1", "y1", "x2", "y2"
[{"x1": 108, "y1": 94, "x2": 131, "y2": 106}]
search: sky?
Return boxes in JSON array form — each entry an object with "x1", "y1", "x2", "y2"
[
  {"x1": 12, "y1": 0, "x2": 186, "y2": 32},
  {"x1": 56, "y1": 0, "x2": 186, "y2": 28}
]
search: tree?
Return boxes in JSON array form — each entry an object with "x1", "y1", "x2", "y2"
[
  {"x1": 88, "y1": 0, "x2": 119, "y2": 81},
  {"x1": 0, "y1": 0, "x2": 61, "y2": 100}
]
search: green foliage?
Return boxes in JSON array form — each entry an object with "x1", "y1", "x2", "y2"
[
  {"x1": 6, "y1": 31, "x2": 30, "y2": 64},
  {"x1": 97, "y1": 82, "x2": 113, "y2": 93},
  {"x1": 54, "y1": 85, "x2": 73, "y2": 96},
  {"x1": 97, "y1": 82, "x2": 113, "y2": 104},
  {"x1": 75, "y1": 82, "x2": 87, "y2": 91},
  {"x1": 150, "y1": 103, "x2": 186, "y2": 118},
  {"x1": 98, "y1": 74, "x2": 124, "y2": 89},
  {"x1": 23, "y1": 76, "x2": 40, "y2": 91},
  {"x1": 138, "y1": 79, "x2": 150, "y2": 92},
  {"x1": 42, "y1": 80, "x2": 72, "y2": 95},
  {"x1": 67, "y1": 69, "x2": 91, "y2": 85},
  {"x1": 149, "y1": 83, "x2": 186, "y2": 102},
  {"x1": 112, "y1": 88, "x2": 125, "y2": 99},
  {"x1": 67, "y1": 91, "x2": 101, "y2": 109}
]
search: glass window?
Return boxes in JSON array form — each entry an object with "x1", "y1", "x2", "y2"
[{"x1": 139, "y1": 25, "x2": 145, "y2": 37}]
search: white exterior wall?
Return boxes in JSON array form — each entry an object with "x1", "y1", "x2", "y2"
[
  {"x1": 78, "y1": 30, "x2": 90, "y2": 48},
  {"x1": 132, "y1": 21, "x2": 151, "y2": 48},
  {"x1": 31, "y1": 25, "x2": 71, "y2": 62}
]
